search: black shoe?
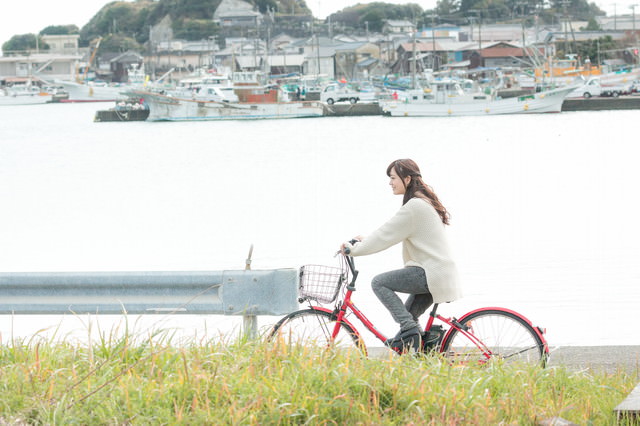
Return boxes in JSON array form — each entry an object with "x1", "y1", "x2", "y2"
[
  {"x1": 384, "y1": 326, "x2": 420, "y2": 345},
  {"x1": 385, "y1": 327, "x2": 422, "y2": 353}
]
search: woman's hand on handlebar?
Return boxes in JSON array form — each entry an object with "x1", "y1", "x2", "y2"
[{"x1": 339, "y1": 236, "x2": 363, "y2": 255}]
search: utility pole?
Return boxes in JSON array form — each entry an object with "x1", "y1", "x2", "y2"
[
  {"x1": 428, "y1": 13, "x2": 437, "y2": 71},
  {"x1": 561, "y1": 0, "x2": 570, "y2": 56},
  {"x1": 411, "y1": 21, "x2": 417, "y2": 89},
  {"x1": 632, "y1": 4, "x2": 638, "y2": 61},
  {"x1": 470, "y1": 10, "x2": 483, "y2": 50},
  {"x1": 316, "y1": 34, "x2": 320, "y2": 76},
  {"x1": 517, "y1": 2, "x2": 526, "y2": 50}
]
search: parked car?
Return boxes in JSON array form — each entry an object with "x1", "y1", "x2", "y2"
[
  {"x1": 320, "y1": 83, "x2": 376, "y2": 105},
  {"x1": 569, "y1": 77, "x2": 633, "y2": 98}
]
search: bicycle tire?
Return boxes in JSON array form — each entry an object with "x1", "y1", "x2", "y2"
[
  {"x1": 440, "y1": 308, "x2": 548, "y2": 367},
  {"x1": 267, "y1": 308, "x2": 364, "y2": 353}
]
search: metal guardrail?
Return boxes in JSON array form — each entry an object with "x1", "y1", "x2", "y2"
[
  {"x1": 0, "y1": 269, "x2": 298, "y2": 315},
  {"x1": 0, "y1": 268, "x2": 299, "y2": 336}
]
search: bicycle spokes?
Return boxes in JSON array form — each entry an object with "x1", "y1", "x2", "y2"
[{"x1": 440, "y1": 309, "x2": 547, "y2": 367}]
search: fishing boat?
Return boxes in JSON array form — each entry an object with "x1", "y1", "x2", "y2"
[
  {"x1": 94, "y1": 97, "x2": 150, "y2": 122},
  {"x1": 57, "y1": 64, "x2": 147, "y2": 102},
  {"x1": 533, "y1": 57, "x2": 602, "y2": 82},
  {"x1": 131, "y1": 71, "x2": 324, "y2": 121},
  {"x1": 0, "y1": 84, "x2": 53, "y2": 106},
  {"x1": 57, "y1": 80, "x2": 128, "y2": 102},
  {"x1": 136, "y1": 90, "x2": 324, "y2": 121},
  {"x1": 379, "y1": 79, "x2": 579, "y2": 117}
]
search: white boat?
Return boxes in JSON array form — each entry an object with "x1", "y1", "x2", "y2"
[
  {"x1": 56, "y1": 64, "x2": 147, "y2": 102},
  {"x1": 131, "y1": 70, "x2": 325, "y2": 121},
  {"x1": 167, "y1": 72, "x2": 239, "y2": 103},
  {"x1": 134, "y1": 89, "x2": 325, "y2": 121},
  {"x1": 0, "y1": 85, "x2": 53, "y2": 106},
  {"x1": 57, "y1": 80, "x2": 129, "y2": 102},
  {"x1": 380, "y1": 79, "x2": 578, "y2": 117}
]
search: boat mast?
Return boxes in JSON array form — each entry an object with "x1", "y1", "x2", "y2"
[{"x1": 411, "y1": 21, "x2": 417, "y2": 89}]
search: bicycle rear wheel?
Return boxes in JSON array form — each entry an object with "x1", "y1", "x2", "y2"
[
  {"x1": 268, "y1": 308, "x2": 364, "y2": 353},
  {"x1": 440, "y1": 308, "x2": 548, "y2": 367}
]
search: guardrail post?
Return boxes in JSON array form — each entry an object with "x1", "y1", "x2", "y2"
[
  {"x1": 242, "y1": 243, "x2": 257, "y2": 338},
  {"x1": 243, "y1": 315, "x2": 258, "y2": 339}
]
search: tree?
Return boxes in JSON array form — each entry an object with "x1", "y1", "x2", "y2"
[
  {"x1": 435, "y1": 0, "x2": 461, "y2": 18},
  {"x1": 254, "y1": 0, "x2": 278, "y2": 14},
  {"x1": 80, "y1": 0, "x2": 154, "y2": 47},
  {"x1": 360, "y1": 9, "x2": 386, "y2": 33},
  {"x1": 40, "y1": 25, "x2": 80, "y2": 35},
  {"x1": 98, "y1": 34, "x2": 143, "y2": 53},
  {"x1": 1, "y1": 34, "x2": 48, "y2": 54},
  {"x1": 173, "y1": 18, "x2": 219, "y2": 40},
  {"x1": 584, "y1": 17, "x2": 600, "y2": 31},
  {"x1": 574, "y1": 35, "x2": 617, "y2": 63},
  {"x1": 330, "y1": 3, "x2": 425, "y2": 31}
]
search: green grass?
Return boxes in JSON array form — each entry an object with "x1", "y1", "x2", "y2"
[{"x1": 0, "y1": 325, "x2": 637, "y2": 425}]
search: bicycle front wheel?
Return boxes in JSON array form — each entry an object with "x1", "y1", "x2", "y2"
[
  {"x1": 440, "y1": 308, "x2": 547, "y2": 367},
  {"x1": 268, "y1": 308, "x2": 364, "y2": 353}
]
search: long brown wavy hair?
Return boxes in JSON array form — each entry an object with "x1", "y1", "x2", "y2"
[{"x1": 386, "y1": 159, "x2": 450, "y2": 225}]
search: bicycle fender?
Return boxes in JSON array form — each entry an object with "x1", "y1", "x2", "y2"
[{"x1": 462, "y1": 306, "x2": 534, "y2": 323}]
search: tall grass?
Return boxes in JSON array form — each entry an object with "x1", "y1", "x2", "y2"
[{"x1": 0, "y1": 325, "x2": 636, "y2": 424}]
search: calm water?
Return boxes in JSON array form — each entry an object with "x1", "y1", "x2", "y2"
[{"x1": 1, "y1": 102, "x2": 639, "y2": 348}]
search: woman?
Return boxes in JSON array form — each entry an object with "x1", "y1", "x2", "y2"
[{"x1": 342, "y1": 159, "x2": 462, "y2": 352}]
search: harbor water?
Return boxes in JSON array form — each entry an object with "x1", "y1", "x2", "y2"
[{"x1": 1, "y1": 102, "x2": 639, "y2": 349}]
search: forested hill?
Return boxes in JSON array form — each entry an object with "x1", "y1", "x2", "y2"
[
  {"x1": 3, "y1": 0, "x2": 604, "y2": 53},
  {"x1": 77, "y1": 0, "x2": 606, "y2": 47},
  {"x1": 78, "y1": 0, "x2": 310, "y2": 49}
]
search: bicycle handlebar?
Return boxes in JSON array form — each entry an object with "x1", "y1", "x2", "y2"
[{"x1": 338, "y1": 239, "x2": 360, "y2": 287}]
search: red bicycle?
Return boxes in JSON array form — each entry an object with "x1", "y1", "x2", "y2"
[{"x1": 269, "y1": 252, "x2": 549, "y2": 366}]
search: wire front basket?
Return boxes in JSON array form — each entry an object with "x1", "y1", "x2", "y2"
[{"x1": 298, "y1": 264, "x2": 347, "y2": 304}]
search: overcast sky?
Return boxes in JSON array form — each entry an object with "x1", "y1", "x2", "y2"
[{"x1": 1, "y1": 0, "x2": 632, "y2": 53}]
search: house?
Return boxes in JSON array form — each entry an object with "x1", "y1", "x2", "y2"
[
  {"x1": 268, "y1": 54, "x2": 305, "y2": 75},
  {"x1": 436, "y1": 40, "x2": 478, "y2": 67},
  {"x1": 597, "y1": 15, "x2": 640, "y2": 31},
  {"x1": 302, "y1": 40, "x2": 338, "y2": 79},
  {"x1": 383, "y1": 20, "x2": 415, "y2": 34},
  {"x1": 418, "y1": 24, "x2": 462, "y2": 41},
  {"x1": 0, "y1": 53, "x2": 81, "y2": 82},
  {"x1": 150, "y1": 39, "x2": 219, "y2": 75},
  {"x1": 270, "y1": 33, "x2": 298, "y2": 52},
  {"x1": 333, "y1": 42, "x2": 381, "y2": 80},
  {"x1": 106, "y1": 51, "x2": 143, "y2": 82},
  {"x1": 466, "y1": 23, "x2": 529, "y2": 44},
  {"x1": 214, "y1": 0, "x2": 262, "y2": 28},
  {"x1": 392, "y1": 40, "x2": 439, "y2": 74},
  {"x1": 468, "y1": 42, "x2": 542, "y2": 68},
  {"x1": 41, "y1": 34, "x2": 79, "y2": 55}
]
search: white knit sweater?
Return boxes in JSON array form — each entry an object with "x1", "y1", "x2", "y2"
[{"x1": 348, "y1": 197, "x2": 462, "y2": 303}]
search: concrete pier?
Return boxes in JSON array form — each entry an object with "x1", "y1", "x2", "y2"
[
  {"x1": 320, "y1": 95, "x2": 640, "y2": 117},
  {"x1": 322, "y1": 103, "x2": 383, "y2": 116},
  {"x1": 562, "y1": 95, "x2": 640, "y2": 111}
]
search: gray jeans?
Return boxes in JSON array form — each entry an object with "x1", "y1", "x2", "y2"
[{"x1": 371, "y1": 266, "x2": 433, "y2": 332}]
